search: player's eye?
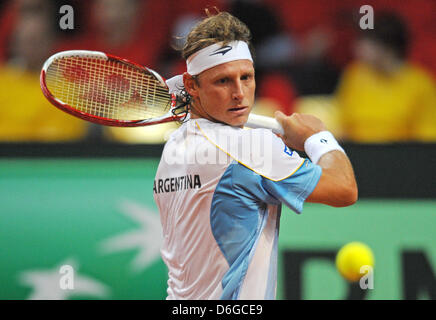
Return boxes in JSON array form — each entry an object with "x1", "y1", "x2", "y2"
[
  {"x1": 241, "y1": 73, "x2": 253, "y2": 81},
  {"x1": 216, "y1": 77, "x2": 228, "y2": 84}
]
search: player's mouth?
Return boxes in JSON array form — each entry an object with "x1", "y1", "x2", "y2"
[{"x1": 227, "y1": 106, "x2": 248, "y2": 115}]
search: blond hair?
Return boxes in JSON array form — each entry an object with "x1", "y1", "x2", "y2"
[{"x1": 182, "y1": 10, "x2": 254, "y2": 61}]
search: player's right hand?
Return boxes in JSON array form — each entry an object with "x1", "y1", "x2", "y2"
[{"x1": 274, "y1": 111, "x2": 327, "y2": 151}]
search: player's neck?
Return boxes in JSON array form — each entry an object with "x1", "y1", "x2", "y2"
[{"x1": 189, "y1": 102, "x2": 215, "y2": 123}]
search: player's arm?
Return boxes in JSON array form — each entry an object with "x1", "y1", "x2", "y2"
[{"x1": 275, "y1": 111, "x2": 358, "y2": 207}]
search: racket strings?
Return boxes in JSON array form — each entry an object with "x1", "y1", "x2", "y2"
[{"x1": 45, "y1": 56, "x2": 172, "y2": 121}]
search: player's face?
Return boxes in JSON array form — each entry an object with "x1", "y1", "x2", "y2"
[{"x1": 187, "y1": 60, "x2": 256, "y2": 127}]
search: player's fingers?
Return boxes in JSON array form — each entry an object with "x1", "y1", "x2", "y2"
[
  {"x1": 274, "y1": 110, "x2": 292, "y2": 131},
  {"x1": 274, "y1": 110, "x2": 286, "y2": 124},
  {"x1": 275, "y1": 111, "x2": 295, "y2": 146}
]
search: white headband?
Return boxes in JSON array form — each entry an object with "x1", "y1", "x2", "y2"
[{"x1": 186, "y1": 40, "x2": 253, "y2": 76}]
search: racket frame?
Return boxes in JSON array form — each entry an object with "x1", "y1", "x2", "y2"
[{"x1": 40, "y1": 50, "x2": 182, "y2": 127}]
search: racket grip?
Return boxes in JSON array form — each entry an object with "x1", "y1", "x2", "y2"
[{"x1": 246, "y1": 113, "x2": 284, "y2": 135}]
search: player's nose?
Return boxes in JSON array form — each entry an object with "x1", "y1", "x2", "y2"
[{"x1": 231, "y1": 79, "x2": 244, "y2": 101}]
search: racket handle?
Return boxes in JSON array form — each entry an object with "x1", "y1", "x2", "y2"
[{"x1": 246, "y1": 113, "x2": 284, "y2": 135}]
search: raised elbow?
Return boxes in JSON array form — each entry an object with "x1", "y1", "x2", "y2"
[{"x1": 335, "y1": 183, "x2": 358, "y2": 207}]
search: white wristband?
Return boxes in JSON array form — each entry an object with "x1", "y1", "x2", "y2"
[{"x1": 304, "y1": 131, "x2": 345, "y2": 164}]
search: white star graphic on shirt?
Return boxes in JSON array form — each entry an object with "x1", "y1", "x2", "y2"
[
  {"x1": 99, "y1": 199, "x2": 162, "y2": 272},
  {"x1": 19, "y1": 259, "x2": 110, "y2": 300}
]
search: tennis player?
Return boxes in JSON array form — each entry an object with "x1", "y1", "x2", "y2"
[{"x1": 153, "y1": 11, "x2": 357, "y2": 300}]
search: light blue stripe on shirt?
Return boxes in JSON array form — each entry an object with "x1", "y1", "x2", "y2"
[{"x1": 210, "y1": 159, "x2": 321, "y2": 299}]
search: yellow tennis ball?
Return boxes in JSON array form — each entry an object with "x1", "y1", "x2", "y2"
[{"x1": 336, "y1": 242, "x2": 375, "y2": 282}]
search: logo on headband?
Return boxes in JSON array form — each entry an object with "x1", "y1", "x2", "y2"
[{"x1": 209, "y1": 45, "x2": 232, "y2": 56}]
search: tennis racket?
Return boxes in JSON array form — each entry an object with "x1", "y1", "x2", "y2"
[{"x1": 40, "y1": 50, "x2": 283, "y2": 134}]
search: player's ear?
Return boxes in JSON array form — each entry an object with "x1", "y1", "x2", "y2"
[{"x1": 183, "y1": 72, "x2": 199, "y2": 98}]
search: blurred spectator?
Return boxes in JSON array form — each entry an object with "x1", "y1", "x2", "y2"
[
  {"x1": 227, "y1": 0, "x2": 298, "y2": 115},
  {"x1": 336, "y1": 12, "x2": 436, "y2": 143},
  {"x1": 55, "y1": 0, "x2": 178, "y2": 143},
  {"x1": 0, "y1": 1, "x2": 16, "y2": 63},
  {"x1": 57, "y1": 0, "x2": 172, "y2": 67},
  {"x1": 158, "y1": 0, "x2": 227, "y2": 77},
  {"x1": 263, "y1": 0, "x2": 343, "y2": 96},
  {"x1": 0, "y1": 0, "x2": 88, "y2": 142}
]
